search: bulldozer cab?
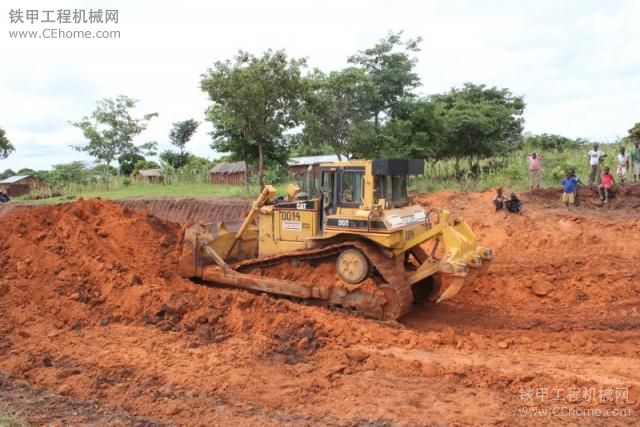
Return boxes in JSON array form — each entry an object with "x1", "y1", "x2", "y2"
[{"x1": 318, "y1": 159, "x2": 423, "y2": 230}]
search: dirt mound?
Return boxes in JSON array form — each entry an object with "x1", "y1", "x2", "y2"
[
  {"x1": 0, "y1": 199, "x2": 328, "y2": 340},
  {"x1": 0, "y1": 203, "x2": 23, "y2": 218}
]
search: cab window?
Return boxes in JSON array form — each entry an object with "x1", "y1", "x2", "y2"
[
  {"x1": 391, "y1": 175, "x2": 407, "y2": 203},
  {"x1": 341, "y1": 172, "x2": 363, "y2": 204},
  {"x1": 375, "y1": 175, "x2": 408, "y2": 206}
]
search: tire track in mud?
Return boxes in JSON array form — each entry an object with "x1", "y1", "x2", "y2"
[{"x1": 363, "y1": 345, "x2": 640, "y2": 387}]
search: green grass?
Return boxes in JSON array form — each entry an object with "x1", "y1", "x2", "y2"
[
  {"x1": 0, "y1": 412, "x2": 30, "y2": 427},
  {"x1": 412, "y1": 143, "x2": 627, "y2": 194},
  {"x1": 12, "y1": 181, "x2": 299, "y2": 206}
]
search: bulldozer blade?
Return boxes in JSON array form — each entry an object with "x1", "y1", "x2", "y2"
[{"x1": 199, "y1": 266, "x2": 314, "y2": 299}]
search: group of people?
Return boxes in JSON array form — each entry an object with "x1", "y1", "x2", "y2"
[
  {"x1": 545, "y1": 142, "x2": 640, "y2": 208},
  {"x1": 0, "y1": 190, "x2": 9, "y2": 203},
  {"x1": 494, "y1": 140, "x2": 640, "y2": 213}
]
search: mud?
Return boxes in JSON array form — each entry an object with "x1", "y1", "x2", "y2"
[{"x1": 1, "y1": 189, "x2": 640, "y2": 425}]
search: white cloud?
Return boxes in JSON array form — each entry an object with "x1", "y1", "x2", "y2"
[{"x1": 1, "y1": 0, "x2": 639, "y2": 171}]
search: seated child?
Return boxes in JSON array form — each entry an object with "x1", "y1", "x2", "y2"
[
  {"x1": 493, "y1": 187, "x2": 505, "y2": 211},
  {"x1": 505, "y1": 193, "x2": 522, "y2": 214}
]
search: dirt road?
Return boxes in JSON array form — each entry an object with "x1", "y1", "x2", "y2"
[{"x1": 1, "y1": 188, "x2": 639, "y2": 425}]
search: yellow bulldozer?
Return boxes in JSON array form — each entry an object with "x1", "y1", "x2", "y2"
[{"x1": 178, "y1": 159, "x2": 493, "y2": 320}]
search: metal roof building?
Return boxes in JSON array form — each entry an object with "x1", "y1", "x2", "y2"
[
  {"x1": 0, "y1": 175, "x2": 30, "y2": 184},
  {"x1": 0, "y1": 175, "x2": 45, "y2": 197}
]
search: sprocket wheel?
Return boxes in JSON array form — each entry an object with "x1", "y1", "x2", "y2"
[{"x1": 336, "y1": 248, "x2": 370, "y2": 284}]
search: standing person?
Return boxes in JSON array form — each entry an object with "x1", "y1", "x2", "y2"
[
  {"x1": 587, "y1": 143, "x2": 607, "y2": 186},
  {"x1": 525, "y1": 152, "x2": 544, "y2": 190},
  {"x1": 616, "y1": 147, "x2": 630, "y2": 183},
  {"x1": 569, "y1": 168, "x2": 581, "y2": 205},
  {"x1": 561, "y1": 170, "x2": 578, "y2": 210},
  {"x1": 598, "y1": 167, "x2": 615, "y2": 204},
  {"x1": 631, "y1": 140, "x2": 640, "y2": 183}
]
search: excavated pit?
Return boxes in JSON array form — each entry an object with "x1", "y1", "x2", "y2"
[{"x1": 1, "y1": 190, "x2": 640, "y2": 425}]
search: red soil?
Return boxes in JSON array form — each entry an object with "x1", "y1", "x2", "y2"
[{"x1": 1, "y1": 190, "x2": 640, "y2": 425}]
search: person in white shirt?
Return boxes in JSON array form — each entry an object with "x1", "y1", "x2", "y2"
[
  {"x1": 616, "y1": 147, "x2": 630, "y2": 183},
  {"x1": 587, "y1": 143, "x2": 607, "y2": 186}
]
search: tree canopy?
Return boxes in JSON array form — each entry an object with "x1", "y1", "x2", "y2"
[
  {"x1": 71, "y1": 96, "x2": 158, "y2": 173},
  {"x1": 628, "y1": 122, "x2": 640, "y2": 141},
  {"x1": 0, "y1": 128, "x2": 15, "y2": 160},
  {"x1": 201, "y1": 49, "x2": 306, "y2": 188},
  {"x1": 163, "y1": 119, "x2": 200, "y2": 169},
  {"x1": 118, "y1": 152, "x2": 146, "y2": 176},
  {"x1": 348, "y1": 31, "x2": 422, "y2": 132},
  {"x1": 301, "y1": 68, "x2": 369, "y2": 160},
  {"x1": 199, "y1": 33, "x2": 531, "y2": 182},
  {"x1": 431, "y1": 83, "x2": 525, "y2": 171}
]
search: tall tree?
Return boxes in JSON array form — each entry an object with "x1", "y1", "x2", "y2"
[
  {"x1": 164, "y1": 119, "x2": 200, "y2": 169},
  {"x1": 201, "y1": 50, "x2": 306, "y2": 189},
  {"x1": 432, "y1": 83, "x2": 525, "y2": 173},
  {"x1": 0, "y1": 128, "x2": 15, "y2": 159},
  {"x1": 348, "y1": 31, "x2": 422, "y2": 133},
  {"x1": 71, "y1": 96, "x2": 158, "y2": 186},
  {"x1": 380, "y1": 98, "x2": 448, "y2": 161},
  {"x1": 302, "y1": 68, "x2": 369, "y2": 160}
]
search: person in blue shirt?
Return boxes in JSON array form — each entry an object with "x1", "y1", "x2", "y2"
[
  {"x1": 569, "y1": 168, "x2": 581, "y2": 205},
  {"x1": 561, "y1": 170, "x2": 578, "y2": 210}
]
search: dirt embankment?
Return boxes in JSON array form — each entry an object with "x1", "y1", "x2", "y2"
[
  {"x1": 0, "y1": 198, "x2": 252, "y2": 224},
  {"x1": 1, "y1": 189, "x2": 640, "y2": 425},
  {"x1": 118, "y1": 198, "x2": 251, "y2": 224}
]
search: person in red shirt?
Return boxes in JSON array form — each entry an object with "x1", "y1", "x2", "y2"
[{"x1": 598, "y1": 166, "x2": 615, "y2": 204}]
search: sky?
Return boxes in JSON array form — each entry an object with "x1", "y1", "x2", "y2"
[{"x1": 1, "y1": 0, "x2": 639, "y2": 171}]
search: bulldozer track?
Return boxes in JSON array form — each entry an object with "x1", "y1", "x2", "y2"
[{"x1": 233, "y1": 240, "x2": 414, "y2": 320}]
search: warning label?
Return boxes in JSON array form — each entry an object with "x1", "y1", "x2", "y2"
[{"x1": 283, "y1": 220, "x2": 302, "y2": 231}]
